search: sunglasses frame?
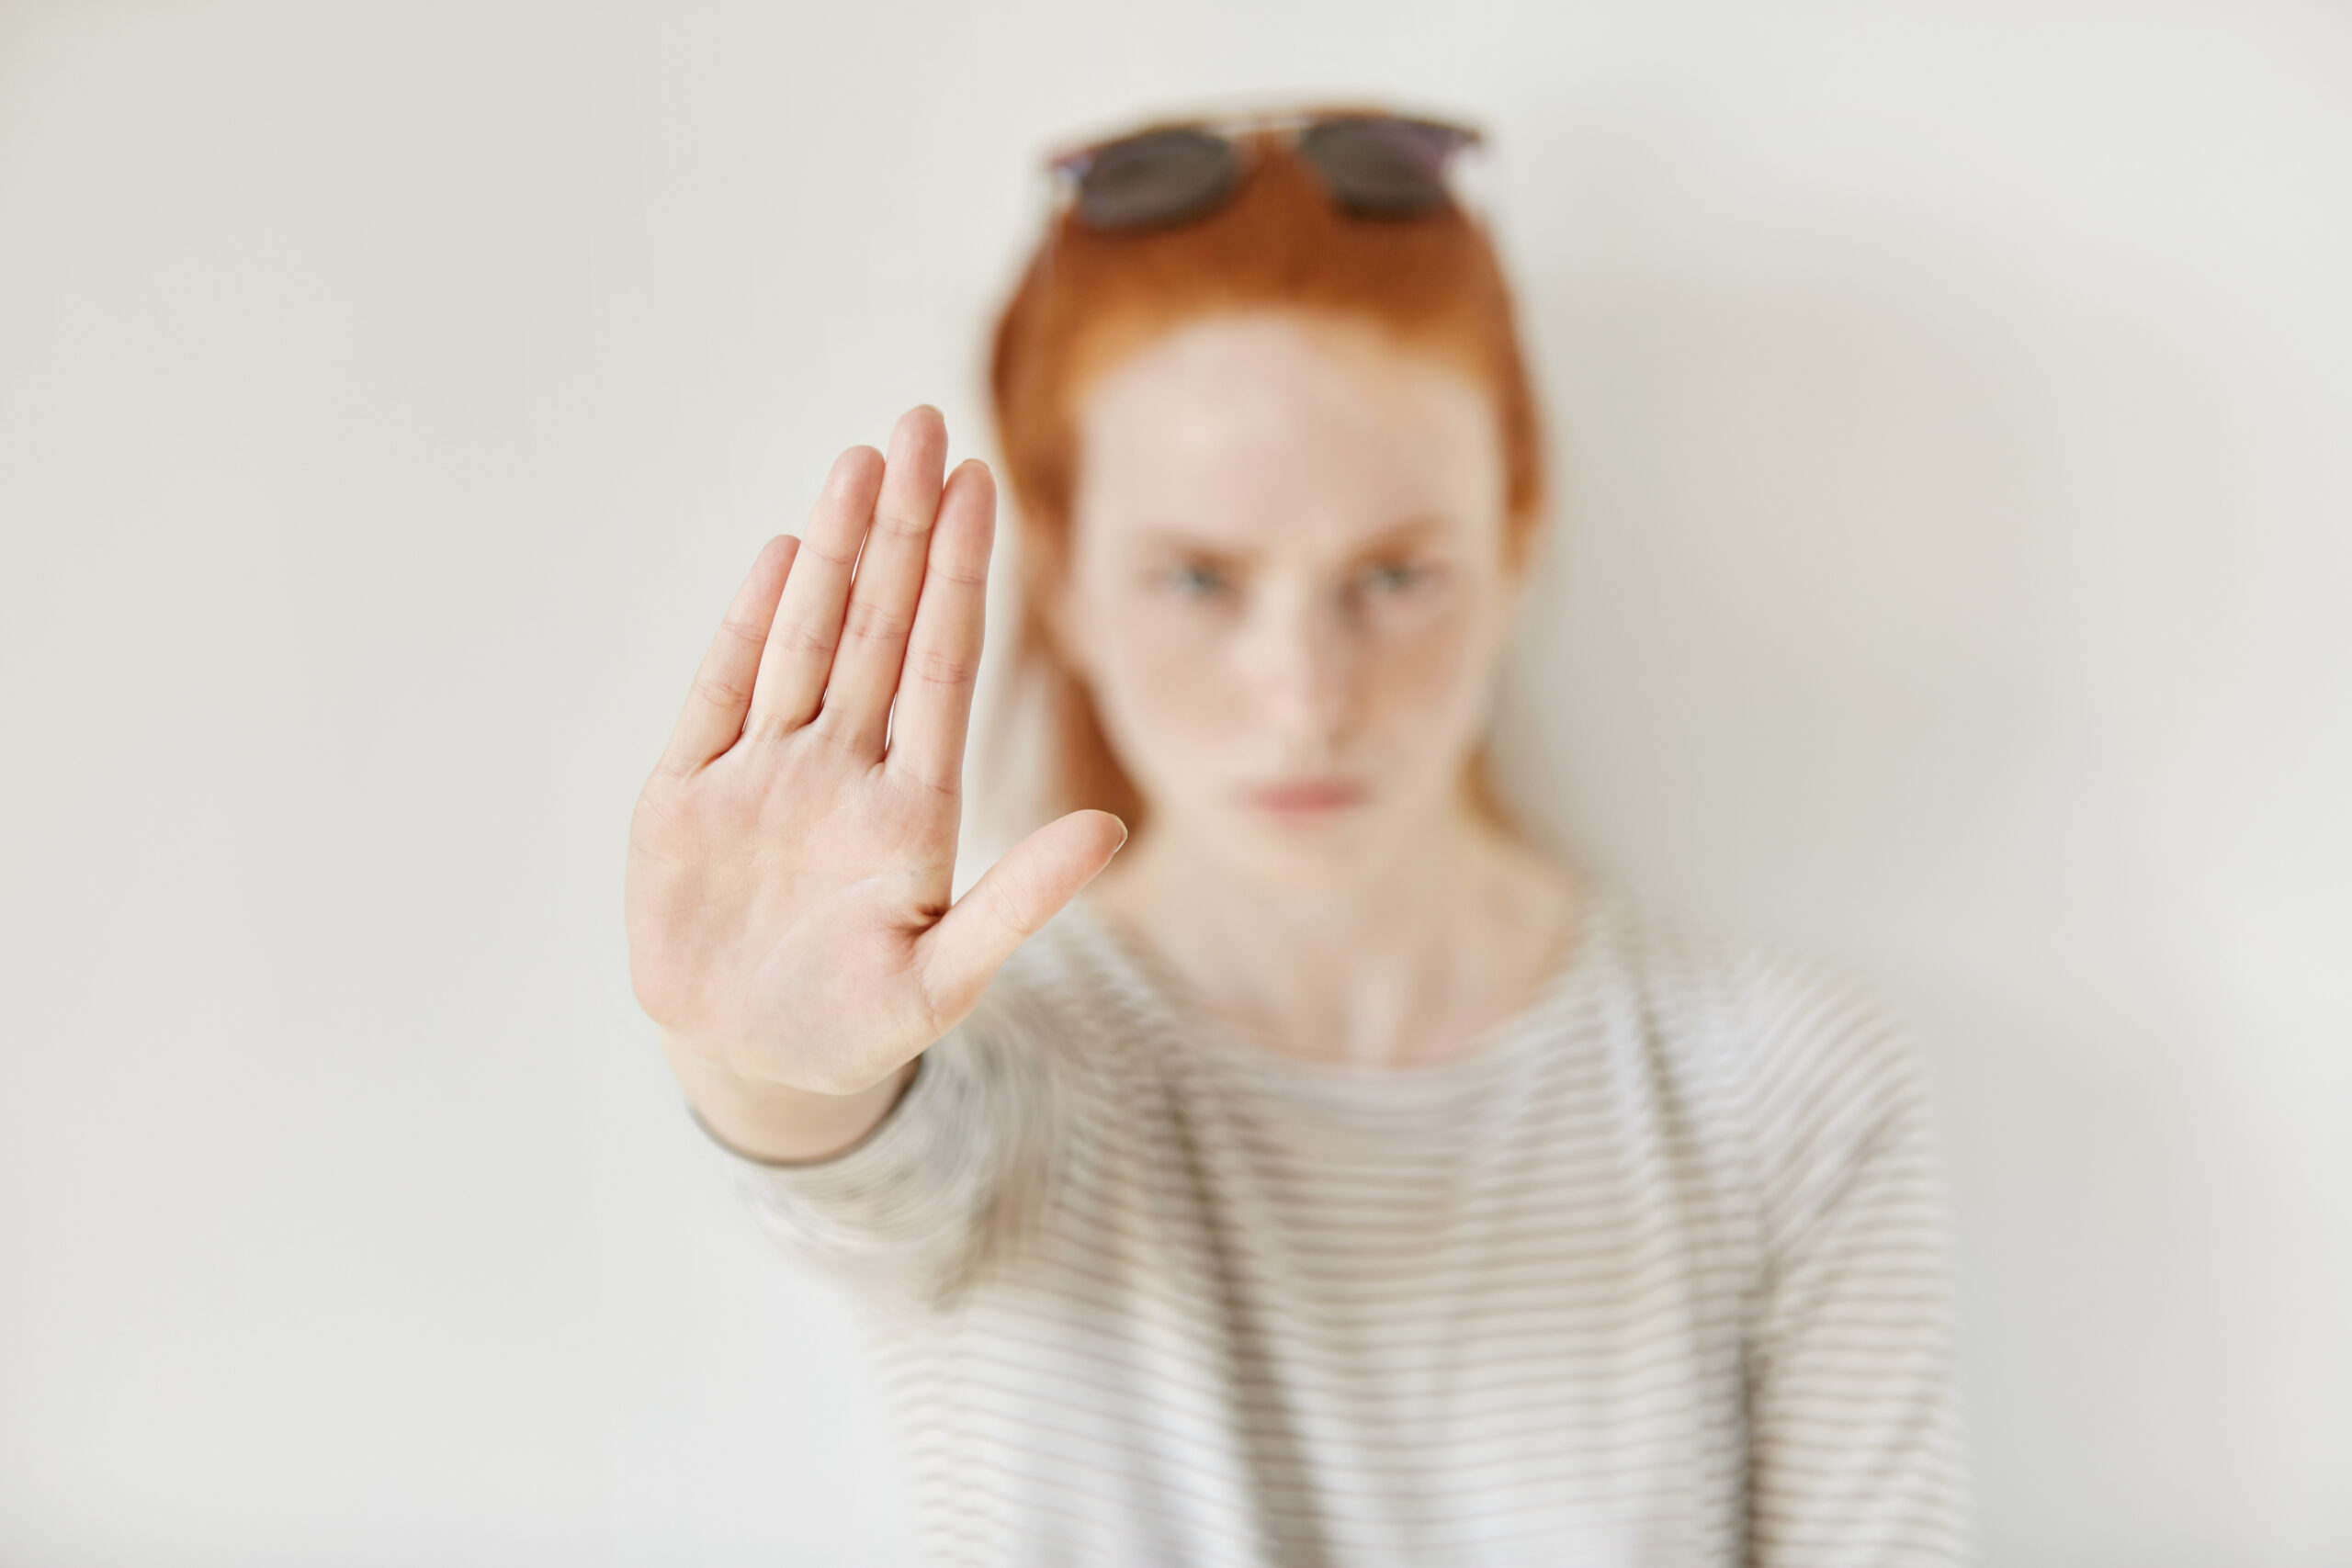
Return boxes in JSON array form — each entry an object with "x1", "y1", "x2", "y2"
[{"x1": 1045, "y1": 107, "x2": 1487, "y2": 232}]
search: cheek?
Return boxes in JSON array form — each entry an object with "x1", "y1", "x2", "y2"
[
  {"x1": 1075, "y1": 589, "x2": 1242, "y2": 782},
  {"x1": 1359, "y1": 593, "x2": 1510, "y2": 750},
  {"x1": 1067, "y1": 570, "x2": 1518, "y2": 801}
]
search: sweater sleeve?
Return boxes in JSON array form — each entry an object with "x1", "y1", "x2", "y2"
[
  {"x1": 693, "y1": 977, "x2": 1065, "y2": 1304},
  {"x1": 1733, "y1": 948, "x2": 1974, "y2": 1567}
]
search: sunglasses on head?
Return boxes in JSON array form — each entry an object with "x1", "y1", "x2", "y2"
[{"x1": 1047, "y1": 109, "x2": 1484, "y2": 232}]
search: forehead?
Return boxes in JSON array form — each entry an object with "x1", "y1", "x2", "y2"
[{"x1": 1071, "y1": 310, "x2": 1505, "y2": 554}]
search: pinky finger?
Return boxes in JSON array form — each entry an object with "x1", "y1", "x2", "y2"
[{"x1": 657, "y1": 534, "x2": 800, "y2": 777}]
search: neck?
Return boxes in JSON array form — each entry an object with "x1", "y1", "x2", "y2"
[{"x1": 1091, "y1": 796, "x2": 1578, "y2": 1068}]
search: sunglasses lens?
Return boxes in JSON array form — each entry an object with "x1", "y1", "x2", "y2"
[
  {"x1": 1297, "y1": 118, "x2": 1472, "y2": 217},
  {"x1": 1072, "y1": 130, "x2": 1238, "y2": 231}
]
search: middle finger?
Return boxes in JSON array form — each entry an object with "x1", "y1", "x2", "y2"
[{"x1": 813, "y1": 405, "x2": 948, "y2": 755}]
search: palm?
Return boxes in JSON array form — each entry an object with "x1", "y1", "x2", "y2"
[{"x1": 626, "y1": 408, "x2": 1124, "y2": 1096}]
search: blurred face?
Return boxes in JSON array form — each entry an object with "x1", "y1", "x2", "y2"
[{"x1": 1057, "y1": 309, "x2": 1523, "y2": 879}]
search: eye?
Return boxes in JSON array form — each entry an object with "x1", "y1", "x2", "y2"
[
  {"x1": 1160, "y1": 560, "x2": 1232, "y2": 600},
  {"x1": 1360, "y1": 558, "x2": 1429, "y2": 595}
]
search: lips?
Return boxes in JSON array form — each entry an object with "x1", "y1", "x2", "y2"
[{"x1": 1245, "y1": 779, "x2": 1367, "y2": 815}]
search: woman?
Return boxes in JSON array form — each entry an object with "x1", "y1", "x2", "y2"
[{"x1": 625, "y1": 109, "x2": 1970, "y2": 1565}]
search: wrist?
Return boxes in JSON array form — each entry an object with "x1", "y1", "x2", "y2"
[{"x1": 662, "y1": 1034, "x2": 915, "y2": 1163}]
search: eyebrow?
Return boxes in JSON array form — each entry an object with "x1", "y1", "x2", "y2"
[{"x1": 1128, "y1": 516, "x2": 1461, "y2": 561}]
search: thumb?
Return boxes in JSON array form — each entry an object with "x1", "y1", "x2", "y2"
[{"x1": 919, "y1": 809, "x2": 1127, "y2": 1020}]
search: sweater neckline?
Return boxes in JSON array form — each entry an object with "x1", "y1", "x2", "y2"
[{"x1": 1059, "y1": 874, "x2": 1623, "y2": 1104}]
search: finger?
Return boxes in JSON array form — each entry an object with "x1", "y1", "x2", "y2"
[
  {"x1": 658, "y1": 533, "x2": 799, "y2": 776},
  {"x1": 748, "y1": 445, "x2": 885, "y2": 737},
  {"x1": 813, "y1": 406, "x2": 948, "y2": 755},
  {"x1": 886, "y1": 458, "x2": 995, "y2": 794},
  {"x1": 918, "y1": 810, "x2": 1128, "y2": 1021}
]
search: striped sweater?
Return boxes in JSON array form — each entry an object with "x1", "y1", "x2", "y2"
[{"x1": 707, "y1": 879, "x2": 1972, "y2": 1565}]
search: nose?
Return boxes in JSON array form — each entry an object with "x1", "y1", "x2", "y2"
[{"x1": 1238, "y1": 579, "x2": 1358, "y2": 766}]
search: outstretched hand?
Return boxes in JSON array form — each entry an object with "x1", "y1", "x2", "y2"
[{"x1": 626, "y1": 406, "x2": 1126, "y2": 1098}]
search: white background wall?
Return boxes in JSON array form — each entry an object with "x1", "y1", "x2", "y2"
[{"x1": 3, "y1": 2, "x2": 2346, "y2": 1562}]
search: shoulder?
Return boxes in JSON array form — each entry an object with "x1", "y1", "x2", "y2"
[
  {"x1": 1589, "y1": 884, "x2": 1938, "y2": 1184},
  {"x1": 985, "y1": 899, "x2": 1121, "y2": 1010},
  {"x1": 1598, "y1": 887, "x2": 1955, "y2": 1280},
  {"x1": 955, "y1": 897, "x2": 1145, "y2": 1065}
]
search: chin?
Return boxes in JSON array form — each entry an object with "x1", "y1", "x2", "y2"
[
  {"x1": 1148, "y1": 771, "x2": 1450, "y2": 879},
  {"x1": 1223, "y1": 795, "x2": 1395, "y2": 874}
]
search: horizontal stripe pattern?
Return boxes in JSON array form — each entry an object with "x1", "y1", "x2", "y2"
[{"x1": 719, "y1": 880, "x2": 1972, "y2": 1565}]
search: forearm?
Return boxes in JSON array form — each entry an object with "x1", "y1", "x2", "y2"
[{"x1": 663, "y1": 1034, "x2": 917, "y2": 1163}]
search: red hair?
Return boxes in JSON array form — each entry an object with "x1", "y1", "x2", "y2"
[{"x1": 988, "y1": 128, "x2": 1548, "y2": 830}]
